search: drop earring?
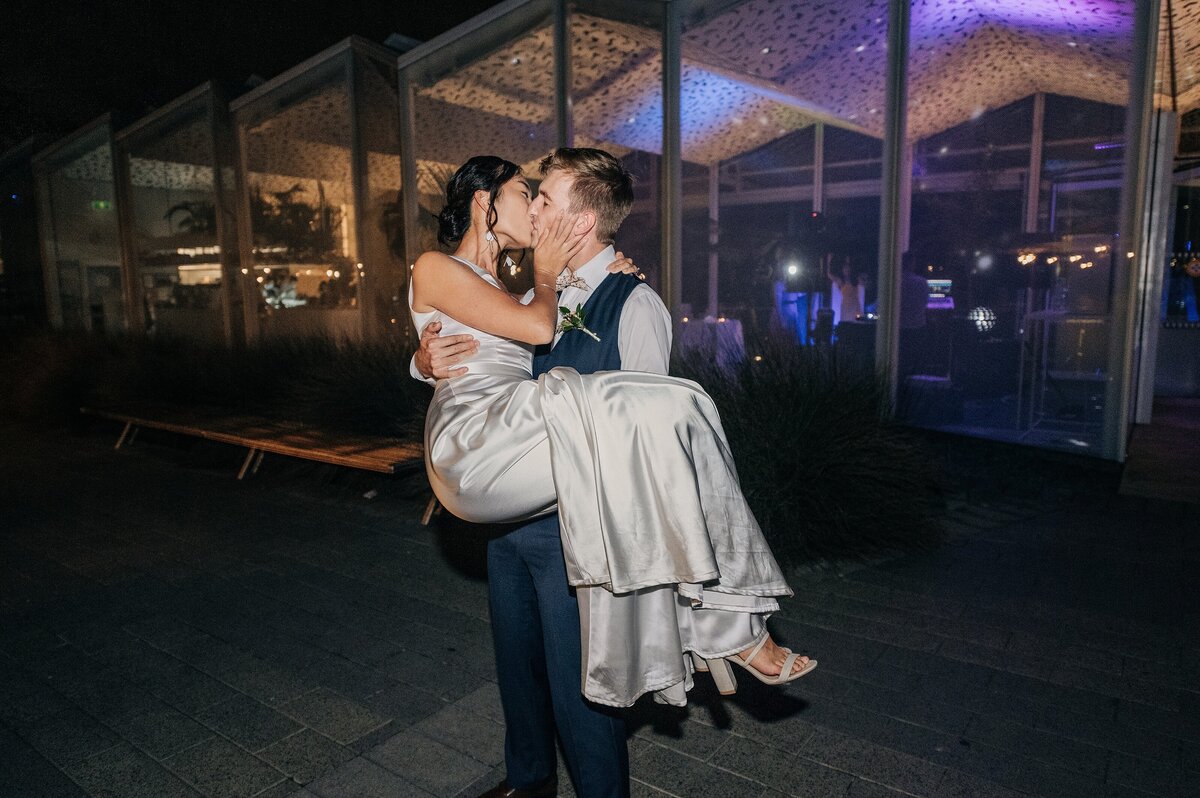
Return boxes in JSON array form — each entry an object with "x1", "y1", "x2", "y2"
[{"x1": 485, "y1": 231, "x2": 495, "y2": 242}]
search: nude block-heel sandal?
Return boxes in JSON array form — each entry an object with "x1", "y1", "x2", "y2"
[{"x1": 728, "y1": 636, "x2": 818, "y2": 686}]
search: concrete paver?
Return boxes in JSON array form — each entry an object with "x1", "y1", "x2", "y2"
[{"x1": 1, "y1": 422, "x2": 1196, "y2": 798}]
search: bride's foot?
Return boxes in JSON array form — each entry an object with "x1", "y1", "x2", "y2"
[
  {"x1": 693, "y1": 636, "x2": 817, "y2": 695},
  {"x1": 736, "y1": 635, "x2": 812, "y2": 678}
]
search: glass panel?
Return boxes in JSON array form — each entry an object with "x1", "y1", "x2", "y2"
[
  {"x1": 678, "y1": 0, "x2": 885, "y2": 365},
  {"x1": 354, "y1": 52, "x2": 406, "y2": 337},
  {"x1": 36, "y1": 126, "x2": 126, "y2": 333},
  {"x1": 119, "y1": 96, "x2": 226, "y2": 343},
  {"x1": 1167, "y1": 184, "x2": 1200, "y2": 325},
  {"x1": 1159, "y1": 172, "x2": 1200, "y2": 397},
  {"x1": 572, "y1": 2, "x2": 664, "y2": 297},
  {"x1": 897, "y1": 3, "x2": 1138, "y2": 456},
  {"x1": 236, "y1": 58, "x2": 360, "y2": 341},
  {"x1": 407, "y1": 5, "x2": 557, "y2": 294}
]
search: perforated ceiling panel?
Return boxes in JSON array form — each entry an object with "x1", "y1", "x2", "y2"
[{"x1": 407, "y1": 0, "x2": 1191, "y2": 165}]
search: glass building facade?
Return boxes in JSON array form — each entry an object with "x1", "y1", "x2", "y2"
[
  {"x1": 26, "y1": 1, "x2": 1193, "y2": 461},
  {"x1": 395, "y1": 0, "x2": 1177, "y2": 460}
]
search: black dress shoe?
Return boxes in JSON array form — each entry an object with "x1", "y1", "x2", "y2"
[{"x1": 477, "y1": 776, "x2": 557, "y2": 798}]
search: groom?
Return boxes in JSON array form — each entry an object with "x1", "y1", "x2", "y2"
[{"x1": 412, "y1": 147, "x2": 670, "y2": 798}]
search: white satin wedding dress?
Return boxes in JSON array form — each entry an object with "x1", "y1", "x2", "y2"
[{"x1": 412, "y1": 256, "x2": 793, "y2": 705}]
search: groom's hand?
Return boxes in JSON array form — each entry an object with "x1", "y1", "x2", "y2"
[{"x1": 415, "y1": 321, "x2": 478, "y2": 379}]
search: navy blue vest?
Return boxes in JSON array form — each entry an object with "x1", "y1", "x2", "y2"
[{"x1": 532, "y1": 272, "x2": 642, "y2": 377}]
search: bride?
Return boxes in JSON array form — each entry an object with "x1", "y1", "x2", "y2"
[{"x1": 409, "y1": 155, "x2": 815, "y2": 706}]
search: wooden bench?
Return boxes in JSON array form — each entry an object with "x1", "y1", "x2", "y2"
[{"x1": 80, "y1": 403, "x2": 443, "y2": 523}]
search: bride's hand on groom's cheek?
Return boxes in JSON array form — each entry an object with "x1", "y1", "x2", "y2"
[{"x1": 534, "y1": 213, "x2": 588, "y2": 276}]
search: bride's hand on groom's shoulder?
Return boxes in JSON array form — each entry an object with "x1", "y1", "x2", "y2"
[
  {"x1": 605, "y1": 251, "x2": 644, "y2": 280},
  {"x1": 415, "y1": 321, "x2": 478, "y2": 379}
]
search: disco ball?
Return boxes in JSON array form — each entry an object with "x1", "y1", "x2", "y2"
[{"x1": 968, "y1": 306, "x2": 996, "y2": 333}]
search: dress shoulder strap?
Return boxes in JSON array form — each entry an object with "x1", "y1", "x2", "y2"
[{"x1": 446, "y1": 254, "x2": 503, "y2": 288}]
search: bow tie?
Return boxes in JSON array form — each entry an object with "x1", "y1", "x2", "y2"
[{"x1": 555, "y1": 271, "x2": 591, "y2": 292}]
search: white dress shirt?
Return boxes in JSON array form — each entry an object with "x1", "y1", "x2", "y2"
[
  {"x1": 554, "y1": 245, "x2": 672, "y2": 375},
  {"x1": 410, "y1": 244, "x2": 672, "y2": 381}
]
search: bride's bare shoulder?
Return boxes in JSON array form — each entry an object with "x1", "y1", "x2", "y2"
[{"x1": 413, "y1": 250, "x2": 460, "y2": 276}]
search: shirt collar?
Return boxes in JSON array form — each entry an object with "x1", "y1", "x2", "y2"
[{"x1": 566, "y1": 245, "x2": 616, "y2": 295}]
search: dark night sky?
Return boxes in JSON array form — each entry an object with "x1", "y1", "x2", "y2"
[{"x1": 1, "y1": 0, "x2": 505, "y2": 153}]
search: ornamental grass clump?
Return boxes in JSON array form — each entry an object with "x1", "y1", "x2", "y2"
[
  {"x1": 673, "y1": 336, "x2": 942, "y2": 568},
  {"x1": 0, "y1": 329, "x2": 428, "y2": 440}
]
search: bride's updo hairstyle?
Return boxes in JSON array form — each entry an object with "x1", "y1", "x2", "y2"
[{"x1": 437, "y1": 155, "x2": 522, "y2": 246}]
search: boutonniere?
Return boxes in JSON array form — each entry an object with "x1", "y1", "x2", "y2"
[{"x1": 558, "y1": 304, "x2": 601, "y2": 342}]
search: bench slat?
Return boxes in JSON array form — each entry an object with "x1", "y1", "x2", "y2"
[{"x1": 81, "y1": 405, "x2": 424, "y2": 475}]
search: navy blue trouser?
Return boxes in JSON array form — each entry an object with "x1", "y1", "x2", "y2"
[{"x1": 486, "y1": 515, "x2": 629, "y2": 798}]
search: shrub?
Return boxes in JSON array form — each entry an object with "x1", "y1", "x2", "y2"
[
  {"x1": 674, "y1": 337, "x2": 942, "y2": 567},
  {"x1": 0, "y1": 330, "x2": 429, "y2": 440},
  {"x1": 1, "y1": 328, "x2": 941, "y2": 566}
]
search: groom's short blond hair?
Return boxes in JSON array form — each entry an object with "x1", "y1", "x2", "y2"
[{"x1": 538, "y1": 148, "x2": 634, "y2": 244}]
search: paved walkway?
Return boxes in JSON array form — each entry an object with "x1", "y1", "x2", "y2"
[{"x1": 1, "y1": 422, "x2": 1196, "y2": 798}]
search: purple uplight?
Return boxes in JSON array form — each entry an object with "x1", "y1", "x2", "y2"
[{"x1": 925, "y1": 0, "x2": 1132, "y2": 37}]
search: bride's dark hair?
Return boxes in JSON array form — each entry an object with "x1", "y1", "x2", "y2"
[{"x1": 437, "y1": 155, "x2": 522, "y2": 246}]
